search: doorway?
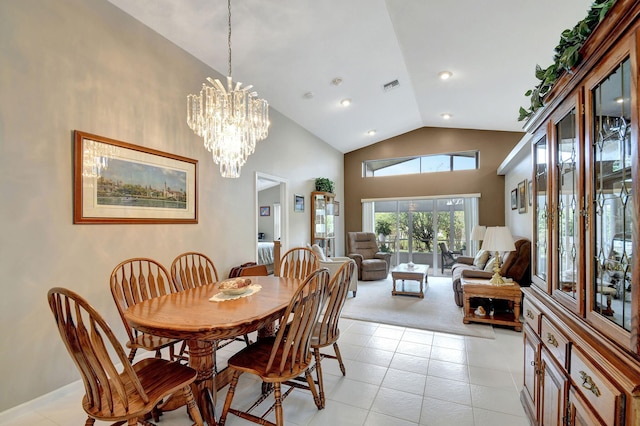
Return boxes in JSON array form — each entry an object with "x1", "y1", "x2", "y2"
[{"x1": 255, "y1": 172, "x2": 288, "y2": 259}]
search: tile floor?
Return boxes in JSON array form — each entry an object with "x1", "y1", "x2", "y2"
[{"x1": 0, "y1": 319, "x2": 529, "y2": 426}]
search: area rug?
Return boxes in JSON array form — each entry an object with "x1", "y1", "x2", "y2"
[{"x1": 341, "y1": 275, "x2": 496, "y2": 339}]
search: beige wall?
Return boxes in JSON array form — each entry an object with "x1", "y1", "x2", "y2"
[
  {"x1": 344, "y1": 127, "x2": 524, "y2": 233},
  {"x1": 502, "y1": 141, "x2": 534, "y2": 240},
  {"x1": 0, "y1": 0, "x2": 343, "y2": 411}
]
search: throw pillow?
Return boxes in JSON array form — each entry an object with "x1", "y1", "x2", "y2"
[
  {"x1": 311, "y1": 244, "x2": 327, "y2": 262},
  {"x1": 473, "y1": 250, "x2": 490, "y2": 269},
  {"x1": 484, "y1": 256, "x2": 497, "y2": 272}
]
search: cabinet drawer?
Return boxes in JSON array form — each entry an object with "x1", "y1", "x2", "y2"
[
  {"x1": 523, "y1": 297, "x2": 541, "y2": 334},
  {"x1": 541, "y1": 316, "x2": 569, "y2": 368},
  {"x1": 570, "y1": 348, "x2": 624, "y2": 425}
]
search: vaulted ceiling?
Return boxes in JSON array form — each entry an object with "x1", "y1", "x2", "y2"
[{"x1": 107, "y1": 0, "x2": 594, "y2": 153}]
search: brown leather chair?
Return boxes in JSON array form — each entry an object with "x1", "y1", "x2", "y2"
[{"x1": 346, "y1": 232, "x2": 392, "y2": 281}]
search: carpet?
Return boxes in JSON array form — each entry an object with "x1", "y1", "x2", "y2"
[{"x1": 341, "y1": 275, "x2": 496, "y2": 339}]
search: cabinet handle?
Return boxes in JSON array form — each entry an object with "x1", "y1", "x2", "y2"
[
  {"x1": 531, "y1": 360, "x2": 542, "y2": 375},
  {"x1": 526, "y1": 309, "x2": 534, "y2": 320},
  {"x1": 579, "y1": 371, "x2": 601, "y2": 397},
  {"x1": 546, "y1": 333, "x2": 559, "y2": 347}
]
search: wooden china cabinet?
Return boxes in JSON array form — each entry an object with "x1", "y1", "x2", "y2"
[
  {"x1": 310, "y1": 191, "x2": 336, "y2": 257},
  {"x1": 521, "y1": 1, "x2": 640, "y2": 424}
]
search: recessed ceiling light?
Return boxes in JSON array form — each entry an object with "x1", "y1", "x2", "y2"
[
  {"x1": 331, "y1": 77, "x2": 343, "y2": 86},
  {"x1": 340, "y1": 98, "x2": 352, "y2": 107},
  {"x1": 367, "y1": 130, "x2": 376, "y2": 136},
  {"x1": 303, "y1": 92, "x2": 314, "y2": 99},
  {"x1": 438, "y1": 71, "x2": 453, "y2": 80},
  {"x1": 441, "y1": 113, "x2": 452, "y2": 120}
]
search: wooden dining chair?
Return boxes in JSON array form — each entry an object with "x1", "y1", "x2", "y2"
[
  {"x1": 47, "y1": 287, "x2": 204, "y2": 426},
  {"x1": 308, "y1": 259, "x2": 355, "y2": 408},
  {"x1": 170, "y1": 251, "x2": 219, "y2": 290},
  {"x1": 170, "y1": 251, "x2": 250, "y2": 353},
  {"x1": 238, "y1": 264, "x2": 269, "y2": 276},
  {"x1": 279, "y1": 247, "x2": 319, "y2": 280},
  {"x1": 110, "y1": 258, "x2": 183, "y2": 363},
  {"x1": 218, "y1": 268, "x2": 331, "y2": 426}
]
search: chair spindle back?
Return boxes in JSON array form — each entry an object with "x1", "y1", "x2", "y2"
[
  {"x1": 266, "y1": 268, "x2": 330, "y2": 376},
  {"x1": 171, "y1": 252, "x2": 219, "y2": 290},
  {"x1": 279, "y1": 247, "x2": 319, "y2": 280}
]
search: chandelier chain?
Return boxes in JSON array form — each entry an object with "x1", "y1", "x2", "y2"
[{"x1": 227, "y1": 0, "x2": 232, "y2": 77}]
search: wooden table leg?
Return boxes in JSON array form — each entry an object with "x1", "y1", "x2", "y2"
[
  {"x1": 188, "y1": 340, "x2": 217, "y2": 426},
  {"x1": 513, "y1": 297, "x2": 522, "y2": 331}
]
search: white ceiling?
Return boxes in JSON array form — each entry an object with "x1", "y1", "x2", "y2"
[{"x1": 106, "y1": 0, "x2": 594, "y2": 153}]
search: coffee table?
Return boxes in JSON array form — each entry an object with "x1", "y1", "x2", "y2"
[
  {"x1": 461, "y1": 276, "x2": 522, "y2": 331},
  {"x1": 391, "y1": 263, "x2": 429, "y2": 298}
]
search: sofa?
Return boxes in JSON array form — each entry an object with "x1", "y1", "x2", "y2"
[
  {"x1": 451, "y1": 237, "x2": 531, "y2": 306},
  {"x1": 309, "y1": 244, "x2": 358, "y2": 297},
  {"x1": 346, "y1": 232, "x2": 392, "y2": 281}
]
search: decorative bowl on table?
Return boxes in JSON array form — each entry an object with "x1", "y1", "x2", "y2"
[{"x1": 218, "y1": 278, "x2": 252, "y2": 295}]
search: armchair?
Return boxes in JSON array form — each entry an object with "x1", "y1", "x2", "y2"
[
  {"x1": 439, "y1": 242, "x2": 462, "y2": 273},
  {"x1": 346, "y1": 232, "x2": 391, "y2": 281}
]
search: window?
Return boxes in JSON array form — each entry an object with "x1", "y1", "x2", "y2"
[{"x1": 363, "y1": 151, "x2": 479, "y2": 177}]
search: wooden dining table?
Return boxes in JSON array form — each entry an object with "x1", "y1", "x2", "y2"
[{"x1": 124, "y1": 275, "x2": 303, "y2": 426}]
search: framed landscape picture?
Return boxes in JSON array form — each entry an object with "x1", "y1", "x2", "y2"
[
  {"x1": 260, "y1": 206, "x2": 270, "y2": 216},
  {"x1": 511, "y1": 189, "x2": 518, "y2": 210},
  {"x1": 73, "y1": 131, "x2": 198, "y2": 224}
]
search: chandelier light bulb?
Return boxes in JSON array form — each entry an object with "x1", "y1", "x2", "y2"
[
  {"x1": 438, "y1": 71, "x2": 453, "y2": 80},
  {"x1": 340, "y1": 98, "x2": 352, "y2": 107}
]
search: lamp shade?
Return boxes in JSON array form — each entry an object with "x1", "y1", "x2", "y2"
[
  {"x1": 470, "y1": 225, "x2": 486, "y2": 241},
  {"x1": 481, "y1": 226, "x2": 515, "y2": 252}
]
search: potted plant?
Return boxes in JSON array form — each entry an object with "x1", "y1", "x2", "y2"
[
  {"x1": 375, "y1": 220, "x2": 392, "y2": 252},
  {"x1": 314, "y1": 177, "x2": 335, "y2": 194}
]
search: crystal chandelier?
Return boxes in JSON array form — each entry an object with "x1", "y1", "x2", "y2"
[{"x1": 187, "y1": 0, "x2": 269, "y2": 178}]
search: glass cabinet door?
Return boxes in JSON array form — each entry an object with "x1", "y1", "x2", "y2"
[
  {"x1": 588, "y1": 55, "x2": 634, "y2": 338},
  {"x1": 311, "y1": 192, "x2": 336, "y2": 257},
  {"x1": 532, "y1": 134, "x2": 550, "y2": 291},
  {"x1": 313, "y1": 194, "x2": 326, "y2": 238},
  {"x1": 553, "y1": 105, "x2": 582, "y2": 311}
]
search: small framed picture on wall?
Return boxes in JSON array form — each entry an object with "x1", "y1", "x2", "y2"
[
  {"x1": 260, "y1": 206, "x2": 270, "y2": 216},
  {"x1": 294, "y1": 194, "x2": 304, "y2": 212},
  {"x1": 518, "y1": 180, "x2": 527, "y2": 213},
  {"x1": 511, "y1": 189, "x2": 518, "y2": 210}
]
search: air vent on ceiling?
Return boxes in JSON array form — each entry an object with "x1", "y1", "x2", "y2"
[{"x1": 383, "y1": 79, "x2": 400, "y2": 92}]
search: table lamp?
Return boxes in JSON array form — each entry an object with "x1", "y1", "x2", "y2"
[
  {"x1": 470, "y1": 225, "x2": 486, "y2": 252},
  {"x1": 481, "y1": 226, "x2": 515, "y2": 285}
]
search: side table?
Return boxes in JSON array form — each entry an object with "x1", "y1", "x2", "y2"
[{"x1": 461, "y1": 277, "x2": 522, "y2": 331}]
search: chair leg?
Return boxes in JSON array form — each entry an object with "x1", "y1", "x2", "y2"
[
  {"x1": 183, "y1": 384, "x2": 204, "y2": 426},
  {"x1": 274, "y1": 382, "x2": 284, "y2": 426},
  {"x1": 84, "y1": 417, "x2": 95, "y2": 426},
  {"x1": 311, "y1": 349, "x2": 325, "y2": 409},
  {"x1": 219, "y1": 370, "x2": 240, "y2": 426},
  {"x1": 128, "y1": 348, "x2": 137, "y2": 363},
  {"x1": 333, "y1": 342, "x2": 346, "y2": 376},
  {"x1": 243, "y1": 333, "x2": 251, "y2": 346}
]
